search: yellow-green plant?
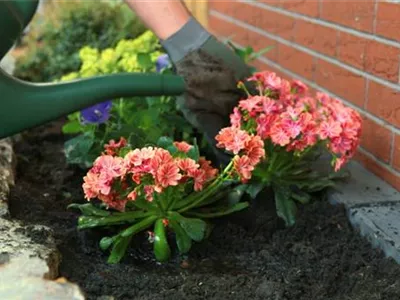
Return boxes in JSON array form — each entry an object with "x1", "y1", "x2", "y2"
[
  {"x1": 61, "y1": 31, "x2": 198, "y2": 168},
  {"x1": 14, "y1": 0, "x2": 147, "y2": 82}
]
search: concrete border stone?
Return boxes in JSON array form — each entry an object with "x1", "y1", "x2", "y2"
[{"x1": 328, "y1": 160, "x2": 400, "y2": 264}]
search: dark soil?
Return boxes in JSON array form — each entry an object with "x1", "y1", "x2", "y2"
[{"x1": 9, "y1": 122, "x2": 400, "y2": 300}]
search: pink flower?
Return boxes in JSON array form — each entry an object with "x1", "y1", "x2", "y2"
[
  {"x1": 93, "y1": 155, "x2": 126, "y2": 178},
  {"x1": 124, "y1": 147, "x2": 155, "y2": 170},
  {"x1": 261, "y1": 71, "x2": 282, "y2": 91},
  {"x1": 104, "y1": 137, "x2": 127, "y2": 156},
  {"x1": 316, "y1": 92, "x2": 331, "y2": 105},
  {"x1": 278, "y1": 79, "x2": 292, "y2": 102},
  {"x1": 215, "y1": 127, "x2": 251, "y2": 154},
  {"x1": 144, "y1": 185, "x2": 155, "y2": 202},
  {"x1": 97, "y1": 172, "x2": 113, "y2": 195},
  {"x1": 334, "y1": 156, "x2": 347, "y2": 172},
  {"x1": 98, "y1": 193, "x2": 127, "y2": 212},
  {"x1": 188, "y1": 168, "x2": 206, "y2": 191},
  {"x1": 291, "y1": 80, "x2": 308, "y2": 95},
  {"x1": 230, "y1": 107, "x2": 242, "y2": 128},
  {"x1": 319, "y1": 119, "x2": 343, "y2": 140},
  {"x1": 244, "y1": 135, "x2": 265, "y2": 166},
  {"x1": 270, "y1": 124, "x2": 291, "y2": 146},
  {"x1": 300, "y1": 122, "x2": 318, "y2": 147},
  {"x1": 233, "y1": 155, "x2": 254, "y2": 182},
  {"x1": 150, "y1": 148, "x2": 174, "y2": 174},
  {"x1": 174, "y1": 141, "x2": 192, "y2": 153},
  {"x1": 82, "y1": 171, "x2": 100, "y2": 200},
  {"x1": 261, "y1": 97, "x2": 278, "y2": 114},
  {"x1": 156, "y1": 162, "x2": 182, "y2": 187},
  {"x1": 281, "y1": 119, "x2": 302, "y2": 139},
  {"x1": 256, "y1": 114, "x2": 276, "y2": 139},
  {"x1": 239, "y1": 96, "x2": 265, "y2": 115},
  {"x1": 177, "y1": 158, "x2": 199, "y2": 173},
  {"x1": 198, "y1": 157, "x2": 218, "y2": 181},
  {"x1": 127, "y1": 189, "x2": 138, "y2": 201}
]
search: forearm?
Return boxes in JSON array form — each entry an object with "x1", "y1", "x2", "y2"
[{"x1": 124, "y1": 0, "x2": 191, "y2": 40}]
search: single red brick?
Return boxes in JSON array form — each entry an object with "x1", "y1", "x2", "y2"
[
  {"x1": 337, "y1": 31, "x2": 367, "y2": 70},
  {"x1": 320, "y1": 0, "x2": 375, "y2": 33},
  {"x1": 278, "y1": 43, "x2": 315, "y2": 80},
  {"x1": 364, "y1": 40, "x2": 400, "y2": 83},
  {"x1": 393, "y1": 134, "x2": 400, "y2": 172},
  {"x1": 355, "y1": 150, "x2": 400, "y2": 192},
  {"x1": 281, "y1": 0, "x2": 320, "y2": 17},
  {"x1": 360, "y1": 117, "x2": 393, "y2": 163},
  {"x1": 375, "y1": 1, "x2": 400, "y2": 42},
  {"x1": 366, "y1": 81, "x2": 400, "y2": 128},
  {"x1": 294, "y1": 20, "x2": 338, "y2": 57},
  {"x1": 315, "y1": 59, "x2": 366, "y2": 107},
  {"x1": 209, "y1": 16, "x2": 279, "y2": 61}
]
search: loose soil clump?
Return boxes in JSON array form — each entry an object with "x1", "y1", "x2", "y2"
[{"x1": 9, "y1": 122, "x2": 400, "y2": 300}]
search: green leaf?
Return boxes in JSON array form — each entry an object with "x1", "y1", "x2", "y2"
[
  {"x1": 136, "y1": 52, "x2": 153, "y2": 70},
  {"x1": 62, "y1": 120, "x2": 83, "y2": 134},
  {"x1": 245, "y1": 182, "x2": 266, "y2": 199},
  {"x1": 66, "y1": 111, "x2": 80, "y2": 121},
  {"x1": 290, "y1": 191, "x2": 311, "y2": 204},
  {"x1": 186, "y1": 144, "x2": 199, "y2": 161},
  {"x1": 168, "y1": 212, "x2": 206, "y2": 242},
  {"x1": 64, "y1": 132, "x2": 95, "y2": 167},
  {"x1": 274, "y1": 187, "x2": 297, "y2": 227},
  {"x1": 169, "y1": 219, "x2": 192, "y2": 254},
  {"x1": 157, "y1": 136, "x2": 174, "y2": 149},
  {"x1": 248, "y1": 45, "x2": 274, "y2": 62},
  {"x1": 153, "y1": 219, "x2": 171, "y2": 262},
  {"x1": 67, "y1": 203, "x2": 111, "y2": 217},
  {"x1": 227, "y1": 184, "x2": 248, "y2": 205},
  {"x1": 107, "y1": 235, "x2": 132, "y2": 264},
  {"x1": 166, "y1": 145, "x2": 178, "y2": 155},
  {"x1": 77, "y1": 211, "x2": 152, "y2": 229},
  {"x1": 100, "y1": 236, "x2": 117, "y2": 251}
]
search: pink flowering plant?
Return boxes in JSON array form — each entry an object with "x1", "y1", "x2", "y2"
[
  {"x1": 215, "y1": 71, "x2": 362, "y2": 226},
  {"x1": 68, "y1": 136, "x2": 252, "y2": 263}
]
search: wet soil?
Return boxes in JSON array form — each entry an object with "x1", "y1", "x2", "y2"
[{"x1": 8, "y1": 122, "x2": 400, "y2": 300}]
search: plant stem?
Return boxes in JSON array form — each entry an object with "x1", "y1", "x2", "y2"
[{"x1": 177, "y1": 161, "x2": 233, "y2": 213}]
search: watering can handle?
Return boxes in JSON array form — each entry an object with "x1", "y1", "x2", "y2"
[{"x1": 0, "y1": 0, "x2": 39, "y2": 60}]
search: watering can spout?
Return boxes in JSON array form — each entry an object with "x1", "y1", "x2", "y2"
[{"x1": 0, "y1": 69, "x2": 186, "y2": 139}]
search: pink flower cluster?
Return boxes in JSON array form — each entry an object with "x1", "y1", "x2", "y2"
[
  {"x1": 83, "y1": 139, "x2": 218, "y2": 211},
  {"x1": 216, "y1": 127, "x2": 265, "y2": 182},
  {"x1": 220, "y1": 71, "x2": 362, "y2": 172}
]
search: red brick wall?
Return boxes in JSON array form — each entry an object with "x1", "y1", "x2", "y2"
[{"x1": 207, "y1": 0, "x2": 400, "y2": 191}]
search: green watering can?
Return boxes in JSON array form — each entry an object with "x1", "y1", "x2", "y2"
[{"x1": 0, "y1": 0, "x2": 186, "y2": 139}]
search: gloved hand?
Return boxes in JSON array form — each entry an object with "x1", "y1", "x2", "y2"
[{"x1": 160, "y1": 18, "x2": 253, "y2": 166}]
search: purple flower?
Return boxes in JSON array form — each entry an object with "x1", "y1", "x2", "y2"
[
  {"x1": 156, "y1": 54, "x2": 170, "y2": 73},
  {"x1": 81, "y1": 100, "x2": 112, "y2": 124}
]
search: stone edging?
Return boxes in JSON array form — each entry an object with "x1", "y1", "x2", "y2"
[
  {"x1": 0, "y1": 137, "x2": 85, "y2": 299},
  {"x1": 328, "y1": 161, "x2": 400, "y2": 264}
]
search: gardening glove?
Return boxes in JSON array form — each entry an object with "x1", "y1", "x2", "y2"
[{"x1": 160, "y1": 17, "x2": 253, "y2": 166}]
